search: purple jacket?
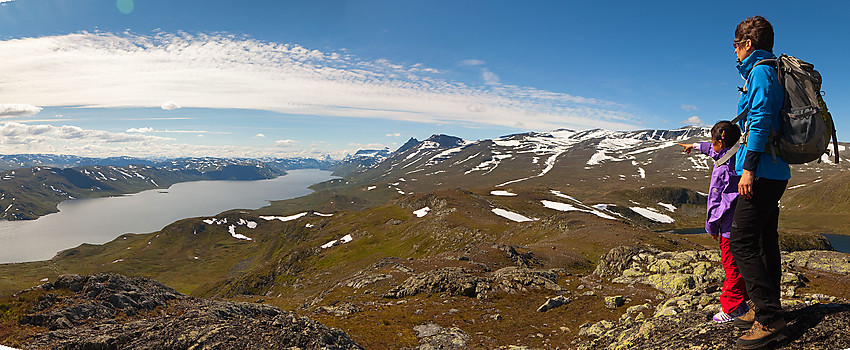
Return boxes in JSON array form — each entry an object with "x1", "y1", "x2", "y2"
[{"x1": 697, "y1": 142, "x2": 740, "y2": 238}]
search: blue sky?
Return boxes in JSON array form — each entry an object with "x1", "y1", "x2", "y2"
[{"x1": 1, "y1": 0, "x2": 848, "y2": 159}]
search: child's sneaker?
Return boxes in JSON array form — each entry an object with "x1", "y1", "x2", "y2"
[{"x1": 713, "y1": 303, "x2": 749, "y2": 323}]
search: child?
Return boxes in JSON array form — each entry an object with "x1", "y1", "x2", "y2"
[{"x1": 678, "y1": 120, "x2": 749, "y2": 323}]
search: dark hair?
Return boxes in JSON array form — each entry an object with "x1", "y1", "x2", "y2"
[
  {"x1": 735, "y1": 16, "x2": 774, "y2": 52},
  {"x1": 711, "y1": 121, "x2": 741, "y2": 149}
]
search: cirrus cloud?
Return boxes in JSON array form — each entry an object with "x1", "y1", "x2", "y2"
[{"x1": 0, "y1": 32, "x2": 641, "y2": 132}]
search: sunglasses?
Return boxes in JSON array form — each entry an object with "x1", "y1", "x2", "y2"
[{"x1": 733, "y1": 39, "x2": 749, "y2": 49}]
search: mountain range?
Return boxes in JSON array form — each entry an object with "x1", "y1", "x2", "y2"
[{"x1": 0, "y1": 126, "x2": 848, "y2": 349}]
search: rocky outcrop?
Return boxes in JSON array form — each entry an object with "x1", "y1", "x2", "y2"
[
  {"x1": 411, "y1": 323, "x2": 470, "y2": 350},
  {"x1": 381, "y1": 266, "x2": 563, "y2": 299},
  {"x1": 20, "y1": 273, "x2": 187, "y2": 330},
  {"x1": 783, "y1": 250, "x2": 850, "y2": 274},
  {"x1": 18, "y1": 273, "x2": 363, "y2": 350},
  {"x1": 319, "y1": 301, "x2": 362, "y2": 317},
  {"x1": 382, "y1": 267, "x2": 483, "y2": 299},
  {"x1": 577, "y1": 302, "x2": 850, "y2": 349},
  {"x1": 779, "y1": 231, "x2": 834, "y2": 252},
  {"x1": 592, "y1": 245, "x2": 649, "y2": 277},
  {"x1": 576, "y1": 246, "x2": 850, "y2": 349}
]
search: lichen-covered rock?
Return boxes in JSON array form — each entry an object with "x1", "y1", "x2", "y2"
[
  {"x1": 783, "y1": 250, "x2": 850, "y2": 274},
  {"x1": 644, "y1": 273, "x2": 695, "y2": 294},
  {"x1": 488, "y1": 267, "x2": 562, "y2": 296},
  {"x1": 345, "y1": 273, "x2": 393, "y2": 289},
  {"x1": 605, "y1": 295, "x2": 625, "y2": 309},
  {"x1": 21, "y1": 273, "x2": 186, "y2": 330},
  {"x1": 382, "y1": 266, "x2": 562, "y2": 299},
  {"x1": 319, "y1": 302, "x2": 362, "y2": 316},
  {"x1": 578, "y1": 302, "x2": 850, "y2": 350},
  {"x1": 413, "y1": 323, "x2": 470, "y2": 350},
  {"x1": 382, "y1": 267, "x2": 482, "y2": 299},
  {"x1": 21, "y1": 273, "x2": 363, "y2": 350},
  {"x1": 593, "y1": 245, "x2": 646, "y2": 277},
  {"x1": 578, "y1": 320, "x2": 615, "y2": 338}
]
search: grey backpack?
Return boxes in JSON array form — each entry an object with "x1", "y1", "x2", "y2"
[{"x1": 733, "y1": 55, "x2": 839, "y2": 164}]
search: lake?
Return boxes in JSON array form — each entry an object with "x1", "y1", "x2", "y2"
[
  {"x1": 824, "y1": 234, "x2": 850, "y2": 254},
  {"x1": 666, "y1": 228, "x2": 850, "y2": 254},
  {"x1": 0, "y1": 169, "x2": 336, "y2": 263}
]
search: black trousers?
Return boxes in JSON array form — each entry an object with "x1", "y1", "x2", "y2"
[{"x1": 729, "y1": 177, "x2": 788, "y2": 325}]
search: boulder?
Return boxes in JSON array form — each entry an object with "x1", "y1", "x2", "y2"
[
  {"x1": 605, "y1": 295, "x2": 625, "y2": 309},
  {"x1": 413, "y1": 323, "x2": 470, "y2": 350},
  {"x1": 593, "y1": 245, "x2": 645, "y2": 277},
  {"x1": 644, "y1": 274, "x2": 695, "y2": 295},
  {"x1": 537, "y1": 296, "x2": 570, "y2": 312}
]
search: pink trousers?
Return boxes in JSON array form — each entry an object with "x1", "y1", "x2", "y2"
[{"x1": 719, "y1": 236, "x2": 749, "y2": 313}]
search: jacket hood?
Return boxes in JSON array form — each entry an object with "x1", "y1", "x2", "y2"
[{"x1": 737, "y1": 49, "x2": 776, "y2": 80}]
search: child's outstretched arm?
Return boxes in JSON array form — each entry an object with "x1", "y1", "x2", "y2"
[{"x1": 677, "y1": 142, "x2": 695, "y2": 155}]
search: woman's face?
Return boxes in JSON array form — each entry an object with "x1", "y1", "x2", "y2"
[{"x1": 734, "y1": 38, "x2": 754, "y2": 63}]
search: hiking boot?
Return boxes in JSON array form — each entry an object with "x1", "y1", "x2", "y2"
[
  {"x1": 733, "y1": 300, "x2": 756, "y2": 330},
  {"x1": 736, "y1": 318, "x2": 787, "y2": 349},
  {"x1": 713, "y1": 303, "x2": 749, "y2": 323}
]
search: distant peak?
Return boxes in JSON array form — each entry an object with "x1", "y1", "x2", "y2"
[
  {"x1": 395, "y1": 137, "x2": 420, "y2": 153},
  {"x1": 424, "y1": 134, "x2": 464, "y2": 148}
]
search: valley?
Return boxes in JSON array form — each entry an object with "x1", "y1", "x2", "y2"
[{"x1": 1, "y1": 127, "x2": 848, "y2": 349}]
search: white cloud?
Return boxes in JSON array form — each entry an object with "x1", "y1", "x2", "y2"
[
  {"x1": 460, "y1": 59, "x2": 485, "y2": 66},
  {"x1": 386, "y1": 133, "x2": 401, "y2": 137},
  {"x1": 0, "y1": 32, "x2": 640, "y2": 132},
  {"x1": 126, "y1": 127, "x2": 154, "y2": 133},
  {"x1": 275, "y1": 139, "x2": 297, "y2": 147},
  {"x1": 255, "y1": 133, "x2": 266, "y2": 138},
  {"x1": 1, "y1": 122, "x2": 171, "y2": 147},
  {"x1": 681, "y1": 104, "x2": 698, "y2": 112},
  {"x1": 482, "y1": 68, "x2": 500, "y2": 85},
  {"x1": 684, "y1": 116, "x2": 704, "y2": 125},
  {"x1": 0, "y1": 104, "x2": 42, "y2": 118},
  {"x1": 161, "y1": 101, "x2": 181, "y2": 110}
]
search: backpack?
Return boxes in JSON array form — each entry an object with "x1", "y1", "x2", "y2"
[{"x1": 727, "y1": 54, "x2": 839, "y2": 165}]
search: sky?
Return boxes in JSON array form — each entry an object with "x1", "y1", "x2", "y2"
[{"x1": 1, "y1": 0, "x2": 848, "y2": 159}]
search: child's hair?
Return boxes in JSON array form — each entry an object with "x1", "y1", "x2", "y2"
[{"x1": 711, "y1": 121, "x2": 741, "y2": 149}]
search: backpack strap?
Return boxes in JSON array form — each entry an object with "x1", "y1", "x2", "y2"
[
  {"x1": 832, "y1": 126, "x2": 840, "y2": 163},
  {"x1": 714, "y1": 140, "x2": 741, "y2": 167}
]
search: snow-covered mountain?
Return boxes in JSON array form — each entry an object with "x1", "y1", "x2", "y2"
[{"x1": 344, "y1": 127, "x2": 848, "y2": 228}]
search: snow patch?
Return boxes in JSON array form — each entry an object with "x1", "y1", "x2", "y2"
[
  {"x1": 550, "y1": 190, "x2": 578, "y2": 202},
  {"x1": 491, "y1": 208, "x2": 535, "y2": 222},
  {"x1": 490, "y1": 190, "x2": 517, "y2": 196},
  {"x1": 413, "y1": 207, "x2": 430, "y2": 217},
  {"x1": 228, "y1": 225, "x2": 253, "y2": 240},
  {"x1": 260, "y1": 212, "x2": 308, "y2": 222},
  {"x1": 494, "y1": 140, "x2": 521, "y2": 147},
  {"x1": 657, "y1": 202, "x2": 677, "y2": 212},
  {"x1": 788, "y1": 184, "x2": 806, "y2": 190},
  {"x1": 541, "y1": 200, "x2": 617, "y2": 220},
  {"x1": 629, "y1": 207, "x2": 675, "y2": 223}
]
